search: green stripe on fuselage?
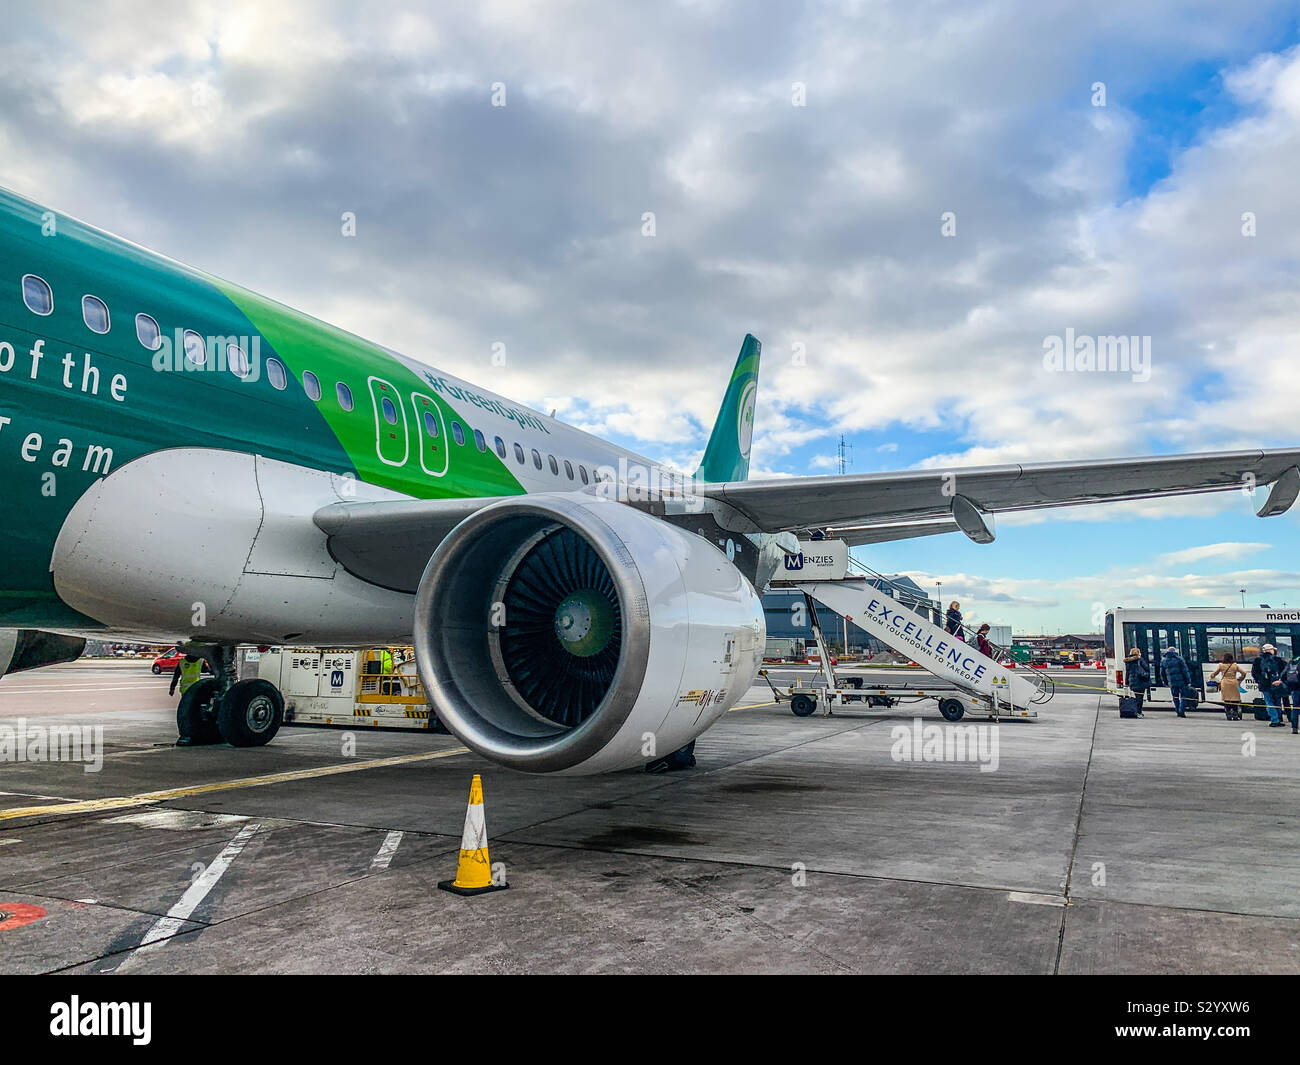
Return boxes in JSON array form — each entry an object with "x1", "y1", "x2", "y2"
[{"x1": 212, "y1": 282, "x2": 526, "y2": 500}]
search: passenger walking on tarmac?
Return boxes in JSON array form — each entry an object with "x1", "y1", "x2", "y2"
[
  {"x1": 1279, "y1": 657, "x2": 1300, "y2": 733},
  {"x1": 1160, "y1": 645, "x2": 1194, "y2": 718},
  {"x1": 1279, "y1": 652, "x2": 1300, "y2": 738},
  {"x1": 1277, "y1": 653, "x2": 1293, "y2": 725},
  {"x1": 1209, "y1": 653, "x2": 1247, "y2": 721},
  {"x1": 1251, "y1": 644, "x2": 1287, "y2": 727},
  {"x1": 974, "y1": 623, "x2": 994, "y2": 658},
  {"x1": 168, "y1": 652, "x2": 204, "y2": 699},
  {"x1": 945, "y1": 601, "x2": 965, "y2": 642},
  {"x1": 1124, "y1": 648, "x2": 1151, "y2": 717}
]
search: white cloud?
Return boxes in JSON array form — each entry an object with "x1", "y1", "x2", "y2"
[{"x1": 1157, "y1": 542, "x2": 1272, "y2": 566}]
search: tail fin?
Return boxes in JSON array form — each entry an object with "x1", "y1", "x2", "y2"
[{"x1": 695, "y1": 334, "x2": 761, "y2": 483}]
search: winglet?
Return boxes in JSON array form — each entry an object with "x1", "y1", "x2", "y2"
[{"x1": 695, "y1": 334, "x2": 761, "y2": 483}]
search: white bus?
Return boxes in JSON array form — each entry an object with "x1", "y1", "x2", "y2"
[{"x1": 1104, "y1": 607, "x2": 1300, "y2": 709}]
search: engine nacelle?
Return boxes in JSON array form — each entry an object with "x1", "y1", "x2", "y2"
[
  {"x1": 0, "y1": 629, "x2": 86, "y2": 676},
  {"x1": 413, "y1": 493, "x2": 765, "y2": 774}
]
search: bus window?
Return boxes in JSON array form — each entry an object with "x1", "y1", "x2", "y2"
[{"x1": 1206, "y1": 628, "x2": 1237, "y2": 661}]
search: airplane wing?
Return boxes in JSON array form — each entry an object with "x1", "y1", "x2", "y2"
[
  {"x1": 315, "y1": 450, "x2": 1300, "y2": 592},
  {"x1": 699, "y1": 449, "x2": 1300, "y2": 542}
]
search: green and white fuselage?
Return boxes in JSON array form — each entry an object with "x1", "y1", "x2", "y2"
[{"x1": 0, "y1": 185, "x2": 756, "y2": 642}]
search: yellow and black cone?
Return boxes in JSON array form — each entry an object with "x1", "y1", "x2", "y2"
[{"x1": 438, "y1": 774, "x2": 508, "y2": 896}]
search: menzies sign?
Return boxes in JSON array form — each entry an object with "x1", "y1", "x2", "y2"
[{"x1": 782, "y1": 540, "x2": 848, "y2": 581}]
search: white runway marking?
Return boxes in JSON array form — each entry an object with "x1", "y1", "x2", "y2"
[
  {"x1": 369, "y1": 830, "x2": 403, "y2": 872},
  {"x1": 127, "y1": 821, "x2": 262, "y2": 960},
  {"x1": 1007, "y1": 891, "x2": 1066, "y2": 907}
]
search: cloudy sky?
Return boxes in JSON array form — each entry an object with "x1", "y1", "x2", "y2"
[{"x1": 3, "y1": 0, "x2": 1299, "y2": 632}]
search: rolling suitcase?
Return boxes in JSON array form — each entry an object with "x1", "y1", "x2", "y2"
[{"x1": 1119, "y1": 696, "x2": 1141, "y2": 719}]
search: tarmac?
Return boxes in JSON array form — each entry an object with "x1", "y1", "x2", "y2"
[{"x1": 1, "y1": 660, "x2": 1297, "y2": 974}]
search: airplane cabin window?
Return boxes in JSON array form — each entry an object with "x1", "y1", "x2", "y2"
[
  {"x1": 337, "y1": 382, "x2": 354, "y2": 410},
  {"x1": 548, "y1": 454, "x2": 559, "y2": 475},
  {"x1": 532, "y1": 449, "x2": 542, "y2": 469},
  {"x1": 21, "y1": 274, "x2": 52, "y2": 315},
  {"x1": 228, "y1": 343, "x2": 250, "y2": 379},
  {"x1": 579, "y1": 465, "x2": 589, "y2": 484},
  {"x1": 266, "y1": 357, "x2": 287, "y2": 390},
  {"x1": 494, "y1": 436, "x2": 507, "y2": 459},
  {"x1": 135, "y1": 313, "x2": 161, "y2": 350},
  {"x1": 183, "y1": 329, "x2": 207, "y2": 366},
  {"x1": 474, "y1": 429, "x2": 487, "y2": 452},
  {"x1": 564, "y1": 460, "x2": 574, "y2": 480},
  {"x1": 514, "y1": 443, "x2": 525, "y2": 463},
  {"x1": 303, "y1": 370, "x2": 322, "y2": 401},
  {"x1": 452, "y1": 422, "x2": 465, "y2": 446},
  {"x1": 423, "y1": 411, "x2": 439, "y2": 437},
  {"x1": 82, "y1": 295, "x2": 110, "y2": 334},
  {"x1": 381, "y1": 396, "x2": 398, "y2": 425}
]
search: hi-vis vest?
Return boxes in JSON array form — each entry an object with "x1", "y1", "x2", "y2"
[
  {"x1": 380, "y1": 650, "x2": 394, "y2": 675},
  {"x1": 179, "y1": 658, "x2": 203, "y2": 694}
]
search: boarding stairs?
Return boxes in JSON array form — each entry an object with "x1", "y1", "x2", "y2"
[{"x1": 770, "y1": 554, "x2": 1052, "y2": 717}]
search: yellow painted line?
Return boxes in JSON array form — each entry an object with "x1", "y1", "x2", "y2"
[
  {"x1": 0, "y1": 746, "x2": 469, "y2": 822},
  {"x1": 729, "y1": 700, "x2": 777, "y2": 712}
]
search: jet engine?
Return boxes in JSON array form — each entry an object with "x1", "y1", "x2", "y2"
[
  {"x1": 413, "y1": 493, "x2": 765, "y2": 774},
  {"x1": 0, "y1": 629, "x2": 86, "y2": 677}
]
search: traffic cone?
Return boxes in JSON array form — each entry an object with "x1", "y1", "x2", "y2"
[{"x1": 438, "y1": 774, "x2": 508, "y2": 896}]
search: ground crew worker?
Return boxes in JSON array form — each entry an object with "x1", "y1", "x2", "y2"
[
  {"x1": 378, "y1": 648, "x2": 396, "y2": 694},
  {"x1": 169, "y1": 653, "x2": 204, "y2": 699}
]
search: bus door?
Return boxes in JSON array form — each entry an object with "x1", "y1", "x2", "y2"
[
  {"x1": 368, "y1": 377, "x2": 410, "y2": 467},
  {"x1": 1142, "y1": 625, "x2": 1172, "y2": 687},
  {"x1": 1177, "y1": 624, "x2": 1203, "y2": 684}
]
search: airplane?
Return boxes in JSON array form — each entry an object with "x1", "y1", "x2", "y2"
[{"x1": 2, "y1": 183, "x2": 1298, "y2": 773}]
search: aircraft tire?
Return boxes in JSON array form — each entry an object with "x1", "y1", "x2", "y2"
[
  {"x1": 176, "y1": 679, "x2": 222, "y2": 745},
  {"x1": 217, "y1": 679, "x2": 284, "y2": 747}
]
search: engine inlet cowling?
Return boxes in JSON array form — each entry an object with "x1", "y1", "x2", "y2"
[{"x1": 413, "y1": 493, "x2": 765, "y2": 774}]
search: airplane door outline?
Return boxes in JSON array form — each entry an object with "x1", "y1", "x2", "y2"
[
  {"x1": 368, "y1": 376, "x2": 410, "y2": 468},
  {"x1": 410, "y1": 392, "x2": 449, "y2": 477}
]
